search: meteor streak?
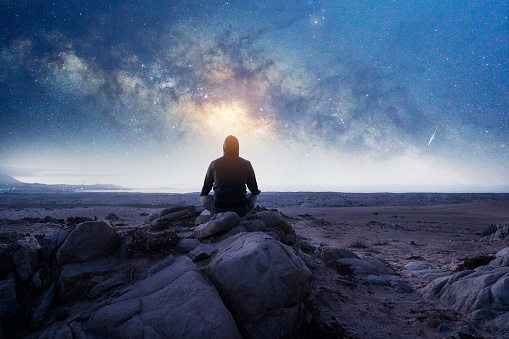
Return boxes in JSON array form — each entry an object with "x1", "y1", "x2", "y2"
[{"x1": 428, "y1": 125, "x2": 439, "y2": 146}]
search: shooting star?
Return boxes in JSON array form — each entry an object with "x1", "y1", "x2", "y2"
[{"x1": 428, "y1": 125, "x2": 439, "y2": 146}]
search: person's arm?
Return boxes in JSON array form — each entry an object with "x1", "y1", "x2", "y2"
[
  {"x1": 200, "y1": 162, "x2": 215, "y2": 196},
  {"x1": 246, "y1": 161, "x2": 260, "y2": 195}
]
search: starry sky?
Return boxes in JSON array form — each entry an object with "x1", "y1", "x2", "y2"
[{"x1": 1, "y1": 0, "x2": 508, "y2": 192}]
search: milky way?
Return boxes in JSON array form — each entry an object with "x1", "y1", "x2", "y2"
[{"x1": 1, "y1": 0, "x2": 508, "y2": 192}]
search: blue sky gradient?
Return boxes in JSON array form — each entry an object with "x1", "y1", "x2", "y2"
[{"x1": 1, "y1": 0, "x2": 508, "y2": 192}]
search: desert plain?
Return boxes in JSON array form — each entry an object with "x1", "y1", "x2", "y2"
[{"x1": 1, "y1": 191, "x2": 508, "y2": 338}]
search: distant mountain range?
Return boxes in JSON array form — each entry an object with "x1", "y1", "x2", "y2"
[
  {"x1": 0, "y1": 174, "x2": 22, "y2": 185},
  {"x1": 0, "y1": 174, "x2": 126, "y2": 192}
]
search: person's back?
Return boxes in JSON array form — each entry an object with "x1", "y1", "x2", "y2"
[{"x1": 200, "y1": 135, "x2": 260, "y2": 217}]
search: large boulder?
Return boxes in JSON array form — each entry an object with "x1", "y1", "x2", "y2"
[
  {"x1": 337, "y1": 256, "x2": 390, "y2": 276},
  {"x1": 146, "y1": 205, "x2": 202, "y2": 229},
  {"x1": 248, "y1": 211, "x2": 295, "y2": 236},
  {"x1": 193, "y1": 211, "x2": 240, "y2": 239},
  {"x1": 0, "y1": 231, "x2": 20, "y2": 244},
  {"x1": 318, "y1": 245, "x2": 358, "y2": 262},
  {"x1": 0, "y1": 244, "x2": 14, "y2": 279},
  {"x1": 422, "y1": 265, "x2": 509, "y2": 337},
  {"x1": 0, "y1": 273, "x2": 16, "y2": 338},
  {"x1": 489, "y1": 247, "x2": 509, "y2": 267},
  {"x1": 203, "y1": 232, "x2": 312, "y2": 339},
  {"x1": 11, "y1": 236, "x2": 42, "y2": 281},
  {"x1": 480, "y1": 222, "x2": 509, "y2": 241},
  {"x1": 86, "y1": 256, "x2": 241, "y2": 339},
  {"x1": 57, "y1": 256, "x2": 116, "y2": 303},
  {"x1": 55, "y1": 221, "x2": 118, "y2": 265},
  {"x1": 41, "y1": 227, "x2": 73, "y2": 260}
]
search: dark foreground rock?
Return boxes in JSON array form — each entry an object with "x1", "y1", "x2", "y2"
[
  {"x1": 1, "y1": 205, "x2": 505, "y2": 338},
  {"x1": 85, "y1": 256, "x2": 241, "y2": 339},
  {"x1": 204, "y1": 232, "x2": 312, "y2": 339},
  {"x1": 422, "y1": 247, "x2": 509, "y2": 338}
]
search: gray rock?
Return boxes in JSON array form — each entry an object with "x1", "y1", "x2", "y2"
[
  {"x1": 58, "y1": 256, "x2": 116, "y2": 303},
  {"x1": 41, "y1": 227, "x2": 73, "y2": 259},
  {"x1": 299, "y1": 239, "x2": 321, "y2": 253},
  {"x1": 204, "y1": 232, "x2": 312, "y2": 339},
  {"x1": 391, "y1": 280, "x2": 415, "y2": 293},
  {"x1": 195, "y1": 214, "x2": 211, "y2": 225},
  {"x1": 0, "y1": 244, "x2": 14, "y2": 279},
  {"x1": 361, "y1": 256, "x2": 391, "y2": 274},
  {"x1": 281, "y1": 233, "x2": 297, "y2": 245},
  {"x1": 404, "y1": 261, "x2": 431, "y2": 271},
  {"x1": 216, "y1": 224, "x2": 249, "y2": 242},
  {"x1": 194, "y1": 211, "x2": 240, "y2": 239},
  {"x1": 119, "y1": 233, "x2": 133, "y2": 260},
  {"x1": 435, "y1": 322, "x2": 454, "y2": 333},
  {"x1": 365, "y1": 275, "x2": 390, "y2": 286},
  {"x1": 56, "y1": 221, "x2": 117, "y2": 265},
  {"x1": 146, "y1": 211, "x2": 160, "y2": 222},
  {"x1": 30, "y1": 283, "x2": 56, "y2": 329},
  {"x1": 89, "y1": 276, "x2": 124, "y2": 296},
  {"x1": 150, "y1": 208, "x2": 190, "y2": 228},
  {"x1": 299, "y1": 251, "x2": 317, "y2": 270},
  {"x1": 490, "y1": 247, "x2": 509, "y2": 267},
  {"x1": 11, "y1": 236, "x2": 42, "y2": 281},
  {"x1": 148, "y1": 254, "x2": 176, "y2": 274},
  {"x1": 247, "y1": 211, "x2": 295, "y2": 236},
  {"x1": 0, "y1": 273, "x2": 16, "y2": 336},
  {"x1": 38, "y1": 322, "x2": 73, "y2": 339},
  {"x1": 485, "y1": 311, "x2": 509, "y2": 338},
  {"x1": 480, "y1": 222, "x2": 509, "y2": 241},
  {"x1": 105, "y1": 213, "x2": 120, "y2": 222},
  {"x1": 242, "y1": 219, "x2": 265, "y2": 232},
  {"x1": 86, "y1": 256, "x2": 241, "y2": 339},
  {"x1": 68, "y1": 321, "x2": 87, "y2": 339},
  {"x1": 458, "y1": 325, "x2": 482, "y2": 338},
  {"x1": 0, "y1": 231, "x2": 20, "y2": 244},
  {"x1": 422, "y1": 265, "x2": 509, "y2": 336},
  {"x1": 496, "y1": 247, "x2": 509, "y2": 258},
  {"x1": 319, "y1": 245, "x2": 358, "y2": 262},
  {"x1": 337, "y1": 257, "x2": 389, "y2": 276},
  {"x1": 176, "y1": 238, "x2": 201, "y2": 253},
  {"x1": 189, "y1": 243, "x2": 216, "y2": 261}
]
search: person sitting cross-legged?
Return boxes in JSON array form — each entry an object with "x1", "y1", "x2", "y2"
[{"x1": 200, "y1": 135, "x2": 261, "y2": 217}]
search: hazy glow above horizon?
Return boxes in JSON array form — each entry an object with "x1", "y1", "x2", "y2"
[{"x1": 1, "y1": 1, "x2": 508, "y2": 192}]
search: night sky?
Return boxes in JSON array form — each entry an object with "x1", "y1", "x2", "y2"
[{"x1": 1, "y1": 0, "x2": 508, "y2": 192}]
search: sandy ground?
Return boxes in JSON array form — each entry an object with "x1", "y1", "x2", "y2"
[{"x1": 1, "y1": 192, "x2": 508, "y2": 338}]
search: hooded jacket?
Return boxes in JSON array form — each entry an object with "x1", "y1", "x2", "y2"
[{"x1": 200, "y1": 135, "x2": 259, "y2": 208}]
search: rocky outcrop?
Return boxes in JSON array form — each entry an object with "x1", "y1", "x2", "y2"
[
  {"x1": 337, "y1": 256, "x2": 390, "y2": 276},
  {"x1": 55, "y1": 221, "x2": 118, "y2": 265},
  {"x1": 1, "y1": 206, "x2": 317, "y2": 337},
  {"x1": 247, "y1": 211, "x2": 297, "y2": 244},
  {"x1": 193, "y1": 211, "x2": 240, "y2": 239},
  {"x1": 12, "y1": 236, "x2": 42, "y2": 282},
  {"x1": 3, "y1": 203, "x2": 446, "y2": 339},
  {"x1": 86, "y1": 256, "x2": 241, "y2": 339},
  {"x1": 421, "y1": 247, "x2": 509, "y2": 337},
  {"x1": 0, "y1": 244, "x2": 14, "y2": 279},
  {"x1": 480, "y1": 221, "x2": 509, "y2": 241},
  {"x1": 145, "y1": 205, "x2": 201, "y2": 229},
  {"x1": 57, "y1": 256, "x2": 116, "y2": 303},
  {"x1": 204, "y1": 232, "x2": 312, "y2": 339}
]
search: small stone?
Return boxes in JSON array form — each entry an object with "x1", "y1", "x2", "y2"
[{"x1": 189, "y1": 243, "x2": 216, "y2": 261}]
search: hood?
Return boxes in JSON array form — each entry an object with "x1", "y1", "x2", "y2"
[{"x1": 223, "y1": 135, "x2": 239, "y2": 156}]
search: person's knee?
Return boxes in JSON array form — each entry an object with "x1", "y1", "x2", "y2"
[
  {"x1": 201, "y1": 195, "x2": 214, "y2": 212},
  {"x1": 247, "y1": 193, "x2": 258, "y2": 210}
]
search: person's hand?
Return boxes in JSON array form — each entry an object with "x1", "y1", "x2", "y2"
[{"x1": 257, "y1": 190, "x2": 261, "y2": 195}]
